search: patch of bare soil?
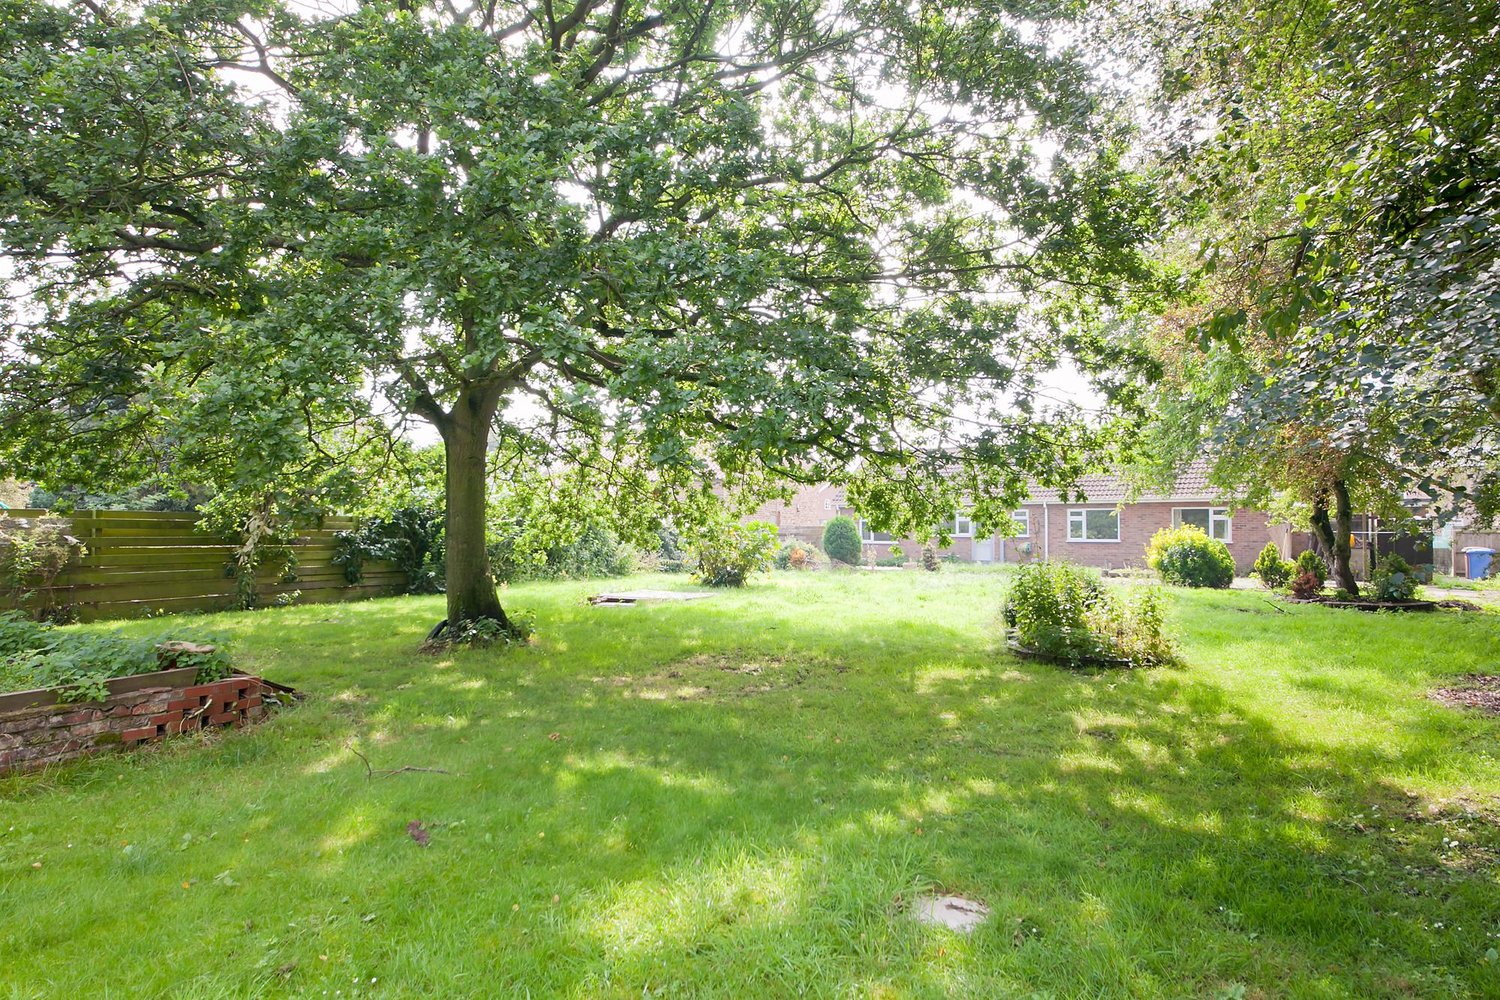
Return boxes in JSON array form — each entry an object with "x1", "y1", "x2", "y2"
[
  {"x1": 1430, "y1": 674, "x2": 1500, "y2": 715},
  {"x1": 593, "y1": 652, "x2": 831, "y2": 701}
]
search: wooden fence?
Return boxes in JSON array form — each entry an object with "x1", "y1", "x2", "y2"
[{"x1": 0, "y1": 509, "x2": 406, "y2": 621}]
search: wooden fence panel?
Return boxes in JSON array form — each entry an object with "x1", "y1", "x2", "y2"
[{"x1": 1, "y1": 510, "x2": 409, "y2": 621}]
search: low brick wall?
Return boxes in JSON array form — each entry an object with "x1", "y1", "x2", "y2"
[{"x1": 0, "y1": 672, "x2": 274, "y2": 775}]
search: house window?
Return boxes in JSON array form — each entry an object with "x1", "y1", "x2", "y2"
[
  {"x1": 1010, "y1": 510, "x2": 1030, "y2": 537},
  {"x1": 943, "y1": 513, "x2": 974, "y2": 538},
  {"x1": 1067, "y1": 508, "x2": 1120, "y2": 542},
  {"x1": 858, "y1": 519, "x2": 893, "y2": 544},
  {"x1": 1173, "y1": 507, "x2": 1232, "y2": 542}
]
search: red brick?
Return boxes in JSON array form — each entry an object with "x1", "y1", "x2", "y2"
[
  {"x1": 148, "y1": 710, "x2": 183, "y2": 727},
  {"x1": 208, "y1": 711, "x2": 238, "y2": 726},
  {"x1": 121, "y1": 727, "x2": 156, "y2": 742}
]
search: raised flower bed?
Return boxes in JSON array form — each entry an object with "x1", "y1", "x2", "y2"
[{"x1": 0, "y1": 614, "x2": 293, "y2": 775}]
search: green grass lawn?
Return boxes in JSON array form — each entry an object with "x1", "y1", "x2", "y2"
[{"x1": 4, "y1": 572, "x2": 1500, "y2": 999}]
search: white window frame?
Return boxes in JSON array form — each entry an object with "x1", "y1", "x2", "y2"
[
  {"x1": 1010, "y1": 509, "x2": 1031, "y2": 538},
  {"x1": 858, "y1": 519, "x2": 894, "y2": 544},
  {"x1": 944, "y1": 513, "x2": 974, "y2": 538},
  {"x1": 1067, "y1": 508, "x2": 1121, "y2": 543},
  {"x1": 1172, "y1": 506, "x2": 1233, "y2": 543}
]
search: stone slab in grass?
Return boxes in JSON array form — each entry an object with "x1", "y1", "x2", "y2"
[
  {"x1": 910, "y1": 894, "x2": 990, "y2": 933},
  {"x1": 589, "y1": 590, "x2": 716, "y2": 606}
]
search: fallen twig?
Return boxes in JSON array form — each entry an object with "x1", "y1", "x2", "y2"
[
  {"x1": 1261, "y1": 598, "x2": 1290, "y2": 614},
  {"x1": 346, "y1": 743, "x2": 454, "y2": 780}
]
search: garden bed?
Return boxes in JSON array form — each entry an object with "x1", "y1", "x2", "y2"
[
  {"x1": 1005, "y1": 637, "x2": 1134, "y2": 669},
  {"x1": 1285, "y1": 596, "x2": 1437, "y2": 612},
  {"x1": 0, "y1": 668, "x2": 291, "y2": 775}
]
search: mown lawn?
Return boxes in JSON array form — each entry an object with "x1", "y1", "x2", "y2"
[{"x1": 3, "y1": 571, "x2": 1499, "y2": 999}]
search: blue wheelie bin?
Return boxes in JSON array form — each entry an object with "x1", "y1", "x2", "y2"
[{"x1": 1463, "y1": 547, "x2": 1495, "y2": 580}]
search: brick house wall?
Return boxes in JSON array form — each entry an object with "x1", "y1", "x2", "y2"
[
  {"x1": 737, "y1": 466, "x2": 1287, "y2": 574},
  {"x1": 1017, "y1": 501, "x2": 1276, "y2": 574}
]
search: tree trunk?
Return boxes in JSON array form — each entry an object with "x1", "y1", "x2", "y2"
[
  {"x1": 1310, "y1": 480, "x2": 1360, "y2": 596},
  {"x1": 440, "y1": 387, "x2": 512, "y2": 630}
]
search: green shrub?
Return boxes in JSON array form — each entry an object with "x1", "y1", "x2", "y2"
[
  {"x1": 490, "y1": 523, "x2": 636, "y2": 582},
  {"x1": 921, "y1": 544, "x2": 940, "y2": 572},
  {"x1": 1252, "y1": 542, "x2": 1294, "y2": 590},
  {"x1": 332, "y1": 506, "x2": 444, "y2": 593},
  {"x1": 0, "y1": 617, "x2": 232, "y2": 703},
  {"x1": 692, "y1": 520, "x2": 779, "y2": 587},
  {"x1": 1002, "y1": 562, "x2": 1174, "y2": 668},
  {"x1": 773, "y1": 540, "x2": 824, "y2": 570},
  {"x1": 657, "y1": 523, "x2": 689, "y2": 573},
  {"x1": 1295, "y1": 549, "x2": 1329, "y2": 586},
  {"x1": 888, "y1": 544, "x2": 905, "y2": 564},
  {"x1": 822, "y1": 516, "x2": 861, "y2": 565},
  {"x1": 1145, "y1": 525, "x2": 1235, "y2": 589},
  {"x1": 1371, "y1": 553, "x2": 1419, "y2": 602}
]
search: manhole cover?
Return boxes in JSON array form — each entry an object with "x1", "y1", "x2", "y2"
[{"x1": 910, "y1": 894, "x2": 990, "y2": 932}]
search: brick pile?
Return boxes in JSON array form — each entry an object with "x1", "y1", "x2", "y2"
[{"x1": 0, "y1": 674, "x2": 273, "y2": 775}]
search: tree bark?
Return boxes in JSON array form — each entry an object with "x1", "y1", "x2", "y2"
[
  {"x1": 1310, "y1": 480, "x2": 1360, "y2": 596},
  {"x1": 440, "y1": 385, "x2": 512, "y2": 630}
]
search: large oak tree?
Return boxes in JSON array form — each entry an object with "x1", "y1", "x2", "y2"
[{"x1": 0, "y1": 0, "x2": 1154, "y2": 630}]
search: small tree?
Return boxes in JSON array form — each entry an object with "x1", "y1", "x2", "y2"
[
  {"x1": 822, "y1": 517, "x2": 862, "y2": 567},
  {"x1": 1251, "y1": 542, "x2": 1294, "y2": 590}
]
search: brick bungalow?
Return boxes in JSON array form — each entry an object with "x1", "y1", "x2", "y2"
[{"x1": 746, "y1": 465, "x2": 1286, "y2": 575}]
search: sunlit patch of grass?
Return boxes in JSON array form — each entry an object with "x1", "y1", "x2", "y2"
[{"x1": 2, "y1": 572, "x2": 1499, "y2": 997}]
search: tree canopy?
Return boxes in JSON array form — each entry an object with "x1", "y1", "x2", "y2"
[
  {"x1": 1113, "y1": 0, "x2": 1500, "y2": 591},
  {"x1": 0, "y1": 0, "x2": 1156, "y2": 628}
]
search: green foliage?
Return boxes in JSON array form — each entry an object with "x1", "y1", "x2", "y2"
[
  {"x1": 1145, "y1": 525, "x2": 1235, "y2": 589},
  {"x1": 490, "y1": 523, "x2": 636, "y2": 583},
  {"x1": 0, "y1": 0, "x2": 1157, "y2": 629},
  {"x1": 1252, "y1": 543, "x2": 1294, "y2": 590},
  {"x1": 655, "y1": 523, "x2": 689, "y2": 574},
  {"x1": 428, "y1": 610, "x2": 535, "y2": 649},
  {"x1": 773, "y1": 540, "x2": 824, "y2": 571},
  {"x1": 0, "y1": 617, "x2": 231, "y2": 703},
  {"x1": 887, "y1": 545, "x2": 906, "y2": 564},
  {"x1": 822, "y1": 517, "x2": 862, "y2": 566},
  {"x1": 1002, "y1": 562, "x2": 1174, "y2": 668},
  {"x1": 691, "y1": 521, "x2": 778, "y2": 588},
  {"x1": 0, "y1": 517, "x2": 82, "y2": 618},
  {"x1": 332, "y1": 507, "x2": 444, "y2": 593},
  {"x1": 921, "y1": 544, "x2": 940, "y2": 572},
  {"x1": 1371, "y1": 553, "x2": 1420, "y2": 602},
  {"x1": 1295, "y1": 550, "x2": 1329, "y2": 586}
]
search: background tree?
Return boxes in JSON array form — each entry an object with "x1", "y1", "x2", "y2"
[
  {"x1": 1110, "y1": 0, "x2": 1500, "y2": 594},
  {"x1": 0, "y1": 0, "x2": 1156, "y2": 633}
]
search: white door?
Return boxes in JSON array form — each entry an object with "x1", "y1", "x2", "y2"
[{"x1": 973, "y1": 537, "x2": 994, "y2": 563}]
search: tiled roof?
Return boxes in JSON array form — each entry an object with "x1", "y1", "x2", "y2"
[{"x1": 1024, "y1": 461, "x2": 1219, "y2": 505}]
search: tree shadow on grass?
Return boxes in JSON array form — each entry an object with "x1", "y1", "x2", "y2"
[{"x1": 5, "y1": 590, "x2": 1500, "y2": 998}]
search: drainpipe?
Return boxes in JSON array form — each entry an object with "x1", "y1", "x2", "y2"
[{"x1": 1042, "y1": 503, "x2": 1050, "y2": 561}]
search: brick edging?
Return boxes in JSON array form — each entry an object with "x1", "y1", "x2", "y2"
[{"x1": 0, "y1": 673, "x2": 279, "y2": 775}]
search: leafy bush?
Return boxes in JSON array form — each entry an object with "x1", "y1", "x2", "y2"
[
  {"x1": 822, "y1": 516, "x2": 861, "y2": 566},
  {"x1": 1295, "y1": 549, "x2": 1329, "y2": 586},
  {"x1": 1371, "y1": 553, "x2": 1420, "y2": 602},
  {"x1": 922, "y1": 544, "x2": 940, "y2": 572},
  {"x1": 773, "y1": 540, "x2": 824, "y2": 571},
  {"x1": 332, "y1": 507, "x2": 444, "y2": 593},
  {"x1": 0, "y1": 615, "x2": 232, "y2": 703},
  {"x1": 0, "y1": 518, "x2": 83, "y2": 618},
  {"x1": 656, "y1": 523, "x2": 690, "y2": 573},
  {"x1": 1002, "y1": 562, "x2": 1174, "y2": 668},
  {"x1": 1289, "y1": 567, "x2": 1323, "y2": 599},
  {"x1": 692, "y1": 520, "x2": 778, "y2": 587},
  {"x1": 427, "y1": 610, "x2": 535, "y2": 649},
  {"x1": 1145, "y1": 525, "x2": 1235, "y2": 589},
  {"x1": 490, "y1": 522, "x2": 636, "y2": 582},
  {"x1": 888, "y1": 544, "x2": 906, "y2": 564},
  {"x1": 1252, "y1": 542, "x2": 1294, "y2": 590}
]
